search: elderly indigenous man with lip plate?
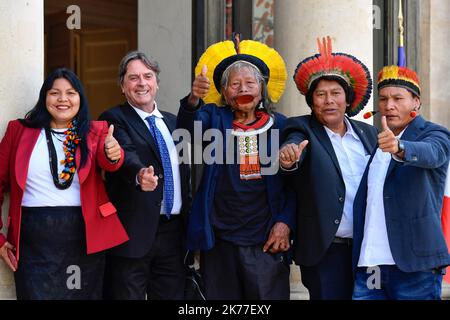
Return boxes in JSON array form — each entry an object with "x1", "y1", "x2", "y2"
[
  {"x1": 279, "y1": 37, "x2": 378, "y2": 300},
  {"x1": 99, "y1": 51, "x2": 191, "y2": 300},
  {"x1": 177, "y1": 37, "x2": 296, "y2": 299},
  {"x1": 351, "y1": 66, "x2": 450, "y2": 300}
]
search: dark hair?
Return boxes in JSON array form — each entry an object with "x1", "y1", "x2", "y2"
[
  {"x1": 23, "y1": 68, "x2": 91, "y2": 168},
  {"x1": 306, "y1": 75, "x2": 355, "y2": 113},
  {"x1": 118, "y1": 50, "x2": 161, "y2": 86}
]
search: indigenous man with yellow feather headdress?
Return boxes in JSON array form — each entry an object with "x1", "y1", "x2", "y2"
[{"x1": 178, "y1": 35, "x2": 295, "y2": 299}]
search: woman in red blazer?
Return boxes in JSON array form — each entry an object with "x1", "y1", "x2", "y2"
[{"x1": 0, "y1": 68, "x2": 129, "y2": 299}]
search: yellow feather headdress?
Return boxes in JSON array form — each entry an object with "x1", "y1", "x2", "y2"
[
  {"x1": 194, "y1": 38, "x2": 287, "y2": 106},
  {"x1": 377, "y1": 65, "x2": 421, "y2": 97}
]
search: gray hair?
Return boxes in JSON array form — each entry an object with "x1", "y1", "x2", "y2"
[
  {"x1": 220, "y1": 61, "x2": 272, "y2": 112},
  {"x1": 118, "y1": 50, "x2": 161, "y2": 85}
]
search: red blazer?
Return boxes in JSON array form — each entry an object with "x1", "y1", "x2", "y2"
[{"x1": 0, "y1": 120, "x2": 129, "y2": 261}]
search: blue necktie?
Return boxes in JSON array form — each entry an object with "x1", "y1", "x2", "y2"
[{"x1": 146, "y1": 115, "x2": 174, "y2": 217}]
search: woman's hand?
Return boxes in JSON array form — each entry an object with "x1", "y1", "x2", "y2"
[
  {"x1": 0, "y1": 242, "x2": 17, "y2": 272},
  {"x1": 104, "y1": 124, "x2": 121, "y2": 162}
]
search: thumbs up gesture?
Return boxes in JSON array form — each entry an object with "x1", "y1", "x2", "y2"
[
  {"x1": 279, "y1": 140, "x2": 309, "y2": 169},
  {"x1": 138, "y1": 165, "x2": 158, "y2": 191},
  {"x1": 378, "y1": 116, "x2": 401, "y2": 154},
  {"x1": 187, "y1": 64, "x2": 210, "y2": 107},
  {"x1": 104, "y1": 124, "x2": 122, "y2": 162}
]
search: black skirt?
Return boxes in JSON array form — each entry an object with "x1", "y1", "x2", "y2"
[{"x1": 15, "y1": 206, "x2": 105, "y2": 300}]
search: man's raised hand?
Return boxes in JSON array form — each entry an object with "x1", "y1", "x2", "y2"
[
  {"x1": 378, "y1": 116, "x2": 400, "y2": 154},
  {"x1": 187, "y1": 64, "x2": 210, "y2": 107},
  {"x1": 279, "y1": 140, "x2": 309, "y2": 169}
]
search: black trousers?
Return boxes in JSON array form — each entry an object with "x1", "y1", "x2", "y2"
[
  {"x1": 201, "y1": 238, "x2": 290, "y2": 300},
  {"x1": 299, "y1": 242, "x2": 354, "y2": 300},
  {"x1": 104, "y1": 216, "x2": 186, "y2": 300},
  {"x1": 15, "y1": 206, "x2": 105, "y2": 300}
]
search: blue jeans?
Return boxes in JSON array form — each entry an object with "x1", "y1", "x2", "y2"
[{"x1": 352, "y1": 265, "x2": 443, "y2": 300}]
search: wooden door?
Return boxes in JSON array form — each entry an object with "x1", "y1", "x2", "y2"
[
  {"x1": 77, "y1": 28, "x2": 137, "y2": 119},
  {"x1": 45, "y1": 10, "x2": 75, "y2": 74},
  {"x1": 45, "y1": 0, "x2": 137, "y2": 119}
]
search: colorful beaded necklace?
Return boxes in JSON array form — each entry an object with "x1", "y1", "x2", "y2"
[
  {"x1": 231, "y1": 111, "x2": 273, "y2": 180},
  {"x1": 45, "y1": 119, "x2": 81, "y2": 190}
]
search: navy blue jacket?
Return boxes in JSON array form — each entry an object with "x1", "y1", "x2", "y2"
[
  {"x1": 99, "y1": 103, "x2": 191, "y2": 258},
  {"x1": 281, "y1": 114, "x2": 378, "y2": 266},
  {"x1": 178, "y1": 97, "x2": 296, "y2": 251},
  {"x1": 352, "y1": 115, "x2": 450, "y2": 273}
]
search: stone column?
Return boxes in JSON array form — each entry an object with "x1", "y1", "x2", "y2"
[
  {"x1": 274, "y1": 0, "x2": 374, "y2": 123},
  {"x1": 429, "y1": 0, "x2": 450, "y2": 129},
  {"x1": 0, "y1": 0, "x2": 44, "y2": 299},
  {"x1": 138, "y1": 0, "x2": 192, "y2": 114}
]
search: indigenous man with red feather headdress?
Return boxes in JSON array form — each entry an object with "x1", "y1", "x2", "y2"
[{"x1": 279, "y1": 36, "x2": 378, "y2": 300}]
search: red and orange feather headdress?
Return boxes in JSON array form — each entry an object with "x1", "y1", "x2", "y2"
[{"x1": 293, "y1": 36, "x2": 372, "y2": 117}]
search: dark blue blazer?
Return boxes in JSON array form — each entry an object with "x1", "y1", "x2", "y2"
[
  {"x1": 177, "y1": 97, "x2": 296, "y2": 251},
  {"x1": 99, "y1": 103, "x2": 191, "y2": 258},
  {"x1": 281, "y1": 114, "x2": 378, "y2": 266},
  {"x1": 352, "y1": 115, "x2": 450, "y2": 273}
]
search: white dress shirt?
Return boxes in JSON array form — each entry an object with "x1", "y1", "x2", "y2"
[
  {"x1": 324, "y1": 117, "x2": 370, "y2": 238},
  {"x1": 131, "y1": 103, "x2": 182, "y2": 215},
  {"x1": 22, "y1": 128, "x2": 81, "y2": 206},
  {"x1": 358, "y1": 129, "x2": 406, "y2": 267}
]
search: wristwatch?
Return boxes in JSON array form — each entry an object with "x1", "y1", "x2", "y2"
[{"x1": 396, "y1": 138, "x2": 405, "y2": 153}]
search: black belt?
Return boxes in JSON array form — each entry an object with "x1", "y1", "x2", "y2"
[
  {"x1": 159, "y1": 214, "x2": 181, "y2": 224},
  {"x1": 332, "y1": 237, "x2": 353, "y2": 245}
]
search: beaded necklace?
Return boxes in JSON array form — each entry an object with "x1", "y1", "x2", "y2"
[
  {"x1": 231, "y1": 111, "x2": 273, "y2": 180},
  {"x1": 45, "y1": 120, "x2": 80, "y2": 190}
]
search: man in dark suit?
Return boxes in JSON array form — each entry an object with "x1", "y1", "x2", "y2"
[
  {"x1": 279, "y1": 37, "x2": 378, "y2": 300},
  {"x1": 99, "y1": 51, "x2": 190, "y2": 300},
  {"x1": 352, "y1": 65, "x2": 450, "y2": 300}
]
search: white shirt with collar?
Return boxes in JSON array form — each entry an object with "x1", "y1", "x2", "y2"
[
  {"x1": 358, "y1": 128, "x2": 407, "y2": 267},
  {"x1": 130, "y1": 102, "x2": 182, "y2": 216},
  {"x1": 22, "y1": 128, "x2": 81, "y2": 206},
  {"x1": 323, "y1": 117, "x2": 370, "y2": 238}
]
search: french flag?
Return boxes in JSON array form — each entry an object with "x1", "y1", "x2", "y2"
[{"x1": 442, "y1": 163, "x2": 450, "y2": 283}]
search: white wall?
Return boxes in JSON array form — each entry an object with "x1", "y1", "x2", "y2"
[
  {"x1": 138, "y1": 0, "x2": 192, "y2": 115},
  {"x1": 0, "y1": 0, "x2": 44, "y2": 299}
]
